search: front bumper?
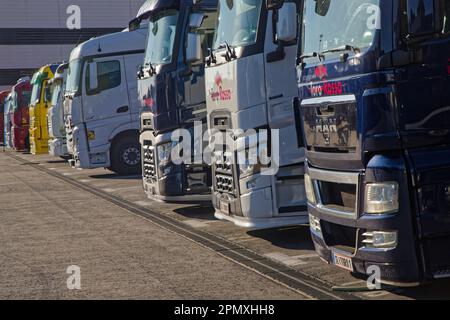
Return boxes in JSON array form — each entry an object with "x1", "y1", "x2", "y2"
[
  {"x1": 306, "y1": 162, "x2": 421, "y2": 285},
  {"x1": 68, "y1": 125, "x2": 110, "y2": 169},
  {"x1": 49, "y1": 138, "x2": 68, "y2": 157},
  {"x1": 143, "y1": 177, "x2": 212, "y2": 202},
  {"x1": 212, "y1": 169, "x2": 309, "y2": 230}
]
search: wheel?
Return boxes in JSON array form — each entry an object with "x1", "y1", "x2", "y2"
[{"x1": 110, "y1": 135, "x2": 142, "y2": 175}]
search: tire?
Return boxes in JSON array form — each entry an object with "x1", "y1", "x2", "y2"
[{"x1": 110, "y1": 135, "x2": 142, "y2": 175}]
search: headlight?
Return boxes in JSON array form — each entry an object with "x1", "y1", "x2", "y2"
[
  {"x1": 304, "y1": 174, "x2": 316, "y2": 204},
  {"x1": 364, "y1": 182, "x2": 399, "y2": 214}
]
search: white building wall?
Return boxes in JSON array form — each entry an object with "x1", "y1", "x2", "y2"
[{"x1": 0, "y1": 0, "x2": 145, "y2": 91}]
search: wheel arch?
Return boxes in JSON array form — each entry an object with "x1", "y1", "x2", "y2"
[{"x1": 109, "y1": 129, "x2": 140, "y2": 151}]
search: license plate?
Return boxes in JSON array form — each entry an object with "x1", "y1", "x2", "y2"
[
  {"x1": 219, "y1": 201, "x2": 230, "y2": 215},
  {"x1": 332, "y1": 252, "x2": 354, "y2": 272}
]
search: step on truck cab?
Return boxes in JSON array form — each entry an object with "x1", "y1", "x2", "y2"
[
  {"x1": 29, "y1": 64, "x2": 59, "y2": 155},
  {"x1": 205, "y1": 0, "x2": 307, "y2": 228},
  {"x1": 0, "y1": 90, "x2": 10, "y2": 145},
  {"x1": 64, "y1": 26, "x2": 147, "y2": 174},
  {"x1": 297, "y1": 0, "x2": 450, "y2": 285},
  {"x1": 47, "y1": 63, "x2": 69, "y2": 157},
  {"x1": 11, "y1": 77, "x2": 32, "y2": 151},
  {"x1": 135, "y1": 0, "x2": 217, "y2": 202},
  {"x1": 3, "y1": 92, "x2": 12, "y2": 148}
]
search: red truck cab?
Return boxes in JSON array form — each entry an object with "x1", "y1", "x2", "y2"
[
  {"x1": 10, "y1": 78, "x2": 32, "y2": 151},
  {"x1": 0, "y1": 90, "x2": 10, "y2": 145}
]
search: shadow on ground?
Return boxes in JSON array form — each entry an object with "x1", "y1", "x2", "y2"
[
  {"x1": 46, "y1": 160, "x2": 68, "y2": 164},
  {"x1": 247, "y1": 225, "x2": 315, "y2": 250},
  {"x1": 89, "y1": 173, "x2": 142, "y2": 180},
  {"x1": 389, "y1": 278, "x2": 450, "y2": 299},
  {"x1": 173, "y1": 204, "x2": 215, "y2": 220}
]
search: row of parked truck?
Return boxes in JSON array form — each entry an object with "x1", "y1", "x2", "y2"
[{"x1": 1, "y1": 0, "x2": 449, "y2": 287}]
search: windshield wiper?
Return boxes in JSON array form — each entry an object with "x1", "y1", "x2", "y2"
[
  {"x1": 206, "y1": 48, "x2": 217, "y2": 66},
  {"x1": 218, "y1": 41, "x2": 237, "y2": 62},
  {"x1": 297, "y1": 52, "x2": 322, "y2": 65},
  {"x1": 319, "y1": 44, "x2": 361, "y2": 57}
]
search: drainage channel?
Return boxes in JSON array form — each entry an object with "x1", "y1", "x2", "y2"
[{"x1": 7, "y1": 152, "x2": 359, "y2": 300}]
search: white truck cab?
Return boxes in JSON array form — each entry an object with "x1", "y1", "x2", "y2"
[
  {"x1": 64, "y1": 25, "x2": 147, "y2": 174},
  {"x1": 205, "y1": 0, "x2": 307, "y2": 229},
  {"x1": 47, "y1": 63, "x2": 69, "y2": 158}
]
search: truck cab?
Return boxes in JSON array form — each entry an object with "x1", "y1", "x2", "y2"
[
  {"x1": 29, "y1": 64, "x2": 59, "y2": 155},
  {"x1": 205, "y1": 0, "x2": 307, "y2": 228},
  {"x1": 297, "y1": 0, "x2": 450, "y2": 285},
  {"x1": 3, "y1": 93, "x2": 12, "y2": 148},
  {"x1": 64, "y1": 26, "x2": 147, "y2": 174},
  {"x1": 11, "y1": 77, "x2": 32, "y2": 151},
  {"x1": 47, "y1": 63, "x2": 69, "y2": 157},
  {"x1": 136, "y1": 0, "x2": 217, "y2": 202},
  {"x1": 0, "y1": 90, "x2": 10, "y2": 145}
]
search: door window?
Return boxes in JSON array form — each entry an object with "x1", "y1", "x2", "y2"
[{"x1": 86, "y1": 60, "x2": 121, "y2": 95}]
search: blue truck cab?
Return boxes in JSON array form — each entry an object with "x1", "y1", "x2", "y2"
[
  {"x1": 297, "y1": 0, "x2": 450, "y2": 285},
  {"x1": 133, "y1": 0, "x2": 218, "y2": 202}
]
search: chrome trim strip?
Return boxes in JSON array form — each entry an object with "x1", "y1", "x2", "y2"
[
  {"x1": 300, "y1": 94, "x2": 356, "y2": 106},
  {"x1": 312, "y1": 203, "x2": 357, "y2": 219},
  {"x1": 308, "y1": 167, "x2": 359, "y2": 185}
]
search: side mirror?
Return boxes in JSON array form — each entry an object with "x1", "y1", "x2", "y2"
[
  {"x1": 128, "y1": 18, "x2": 141, "y2": 31},
  {"x1": 186, "y1": 33, "x2": 202, "y2": 64},
  {"x1": 88, "y1": 62, "x2": 98, "y2": 91},
  {"x1": 314, "y1": 0, "x2": 331, "y2": 16},
  {"x1": 276, "y1": 3, "x2": 297, "y2": 43}
]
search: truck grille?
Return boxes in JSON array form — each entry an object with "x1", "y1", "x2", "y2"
[
  {"x1": 317, "y1": 181, "x2": 357, "y2": 212},
  {"x1": 214, "y1": 151, "x2": 234, "y2": 194},
  {"x1": 321, "y1": 220, "x2": 357, "y2": 254},
  {"x1": 142, "y1": 142, "x2": 156, "y2": 181},
  {"x1": 301, "y1": 98, "x2": 358, "y2": 153},
  {"x1": 307, "y1": 167, "x2": 360, "y2": 219}
]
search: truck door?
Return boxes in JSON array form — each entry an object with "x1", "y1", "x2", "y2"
[
  {"x1": 397, "y1": 0, "x2": 450, "y2": 277},
  {"x1": 263, "y1": 3, "x2": 303, "y2": 166},
  {"x1": 82, "y1": 56, "x2": 129, "y2": 149}
]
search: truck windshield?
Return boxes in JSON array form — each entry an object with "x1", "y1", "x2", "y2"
[
  {"x1": 50, "y1": 81, "x2": 62, "y2": 106},
  {"x1": 11, "y1": 91, "x2": 18, "y2": 112},
  {"x1": 301, "y1": 0, "x2": 380, "y2": 57},
  {"x1": 21, "y1": 90, "x2": 31, "y2": 108},
  {"x1": 66, "y1": 59, "x2": 82, "y2": 93},
  {"x1": 30, "y1": 82, "x2": 42, "y2": 104},
  {"x1": 213, "y1": 0, "x2": 263, "y2": 49},
  {"x1": 145, "y1": 9, "x2": 179, "y2": 65}
]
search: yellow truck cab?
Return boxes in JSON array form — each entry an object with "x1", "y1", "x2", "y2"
[{"x1": 29, "y1": 64, "x2": 59, "y2": 154}]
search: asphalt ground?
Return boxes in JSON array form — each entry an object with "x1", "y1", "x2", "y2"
[{"x1": 1, "y1": 150, "x2": 450, "y2": 300}]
